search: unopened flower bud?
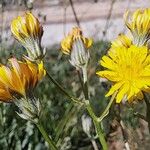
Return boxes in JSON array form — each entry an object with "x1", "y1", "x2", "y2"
[
  {"x1": 61, "y1": 27, "x2": 93, "y2": 69},
  {"x1": 70, "y1": 38, "x2": 90, "y2": 69},
  {"x1": 15, "y1": 96, "x2": 41, "y2": 123},
  {"x1": 81, "y1": 114, "x2": 92, "y2": 137},
  {"x1": 11, "y1": 12, "x2": 46, "y2": 61},
  {"x1": 124, "y1": 9, "x2": 150, "y2": 46},
  {"x1": 0, "y1": 58, "x2": 45, "y2": 122}
]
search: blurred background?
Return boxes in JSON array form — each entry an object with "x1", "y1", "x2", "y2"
[
  {"x1": 1, "y1": 0, "x2": 150, "y2": 150},
  {"x1": 1, "y1": 0, "x2": 150, "y2": 47}
]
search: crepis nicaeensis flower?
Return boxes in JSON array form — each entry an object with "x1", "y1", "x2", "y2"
[
  {"x1": 61, "y1": 27, "x2": 93, "y2": 69},
  {"x1": 11, "y1": 12, "x2": 46, "y2": 61},
  {"x1": 0, "y1": 57, "x2": 45, "y2": 122},
  {"x1": 97, "y1": 44, "x2": 150, "y2": 103},
  {"x1": 108, "y1": 34, "x2": 132, "y2": 55},
  {"x1": 111, "y1": 34, "x2": 132, "y2": 49},
  {"x1": 124, "y1": 8, "x2": 150, "y2": 46}
]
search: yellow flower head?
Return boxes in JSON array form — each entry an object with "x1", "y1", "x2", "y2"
[
  {"x1": 97, "y1": 45, "x2": 150, "y2": 103},
  {"x1": 0, "y1": 58, "x2": 45, "y2": 102},
  {"x1": 109, "y1": 34, "x2": 132, "y2": 57},
  {"x1": 11, "y1": 12, "x2": 46, "y2": 61},
  {"x1": 124, "y1": 8, "x2": 150, "y2": 46},
  {"x1": 61, "y1": 27, "x2": 92, "y2": 69},
  {"x1": 61, "y1": 27, "x2": 93, "y2": 55},
  {"x1": 111, "y1": 34, "x2": 132, "y2": 49}
]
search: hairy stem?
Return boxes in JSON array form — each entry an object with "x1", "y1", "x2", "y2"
[
  {"x1": 36, "y1": 122, "x2": 58, "y2": 150},
  {"x1": 97, "y1": 91, "x2": 117, "y2": 122},
  {"x1": 82, "y1": 66, "x2": 89, "y2": 100},
  {"x1": 86, "y1": 101, "x2": 108, "y2": 150},
  {"x1": 93, "y1": 120, "x2": 108, "y2": 150},
  {"x1": 46, "y1": 70, "x2": 84, "y2": 105}
]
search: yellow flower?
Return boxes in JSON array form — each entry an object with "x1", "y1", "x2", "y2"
[
  {"x1": 109, "y1": 34, "x2": 132, "y2": 57},
  {"x1": 97, "y1": 45, "x2": 150, "y2": 103},
  {"x1": 61, "y1": 27, "x2": 92, "y2": 69},
  {"x1": 0, "y1": 58, "x2": 45, "y2": 102},
  {"x1": 61, "y1": 27, "x2": 93, "y2": 55},
  {"x1": 124, "y1": 9, "x2": 150, "y2": 46},
  {"x1": 11, "y1": 12, "x2": 46, "y2": 61},
  {"x1": 111, "y1": 34, "x2": 132, "y2": 49}
]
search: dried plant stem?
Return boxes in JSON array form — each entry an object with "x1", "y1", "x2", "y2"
[
  {"x1": 36, "y1": 122, "x2": 58, "y2": 150},
  {"x1": 69, "y1": 0, "x2": 80, "y2": 27},
  {"x1": 103, "y1": 0, "x2": 116, "y2": 38},
  {"x1": 91, "y1": 139, "x2": 99, "y2": 150}
]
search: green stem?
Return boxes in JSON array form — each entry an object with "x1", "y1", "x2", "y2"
[
  {"x1": 97, "y1": 91, "x2": 117, "y2": 122},
  {"x1": 82, "y1": 66, "x2": 88, "y2": 84},
  {"x1": 93, "y1": 120, "x2": 108, "y2": 150},
  {"x1": 46, "y1": 70, "x2": 84, "y2": 105},
  {"x1": 36, "y1": 122, "x2": 58, "y2": 150},
  {"x1": 85, "y1": 92, "x2": 117, "y2": 149},
  {"x1": 77, "y1": 68, "x2": 89, "y2": 100},
  {"x1": 86, "y1": 101, "x2": 97, "y2": 121},
  {"x1": 86, "y1": 101, "x2": 108, "y2": 150},
  {"x1": 46, "y1": 70, "x2": 72, "y2": 99},
  {"x1": 81, "y1": 66, "x2": 108, "y2": 149},
  {"x1": 82, "y1": 66, "x2": 89, "y2": 100},
  {"x1": 77, "y1": 70, "x2": 84, "y2": 90}
]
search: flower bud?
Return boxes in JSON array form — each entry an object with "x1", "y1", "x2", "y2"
[
  {"x1": 0, "y1": 58, "x2": 45, "y2": 122},
  {"x1": 11, "y1": 12, "x2": 46, "y2": 61},
  {"x1": 69, "y1": 38, "x2": 90, "y2": 69},
  {"x1": 61, "y1": 27, "x2": 92, "y2": 69},
  {"x1": 124, "y1": 9, "x2": 150, "y2": 46},
  {"x1": 81, "y1": 114, "x2": 92, "y2": 137},
  {"x1": 15, "y1": 96, "x2": 41, "y2": 123}
]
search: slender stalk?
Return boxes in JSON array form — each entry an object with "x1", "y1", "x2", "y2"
[
  {"x1": 82, "y1": 66, "x2": 88, "y2": 84},
  {"x1": 69, "y1": 0, "x2": 80, "y2": 27},
  {"x1": 46, "y1": 70, "x2": 84, "y2": 105},
  {"x1": 46, "y1": 70, "x2": 72, "y2": 99},
  {"x1": 36, "y1": 122, "x2": 58, "y2": 150},
  {"x1": 86, "y1": 101, "x2": 108, "y2": 150},
  {"x1": 82, "y1": 66, "x2": 89, "y2": 100},
  {"x1": 86, "y1": 101, "x2": 97, "y2": 121},
  {"x1": 97, "y1": 91, "x2": 117, "y2": 122},
  {"x1": 81, "y1": 66, "x2": 108, "y2": 149},
  {"x1": 93, "y1": 120, "x2": 108, "y2": 150},
  {"x1": 77, "y1": 69, "x2": 89, "y2": 100},
  {"x1": 85, "y1": 92, "x2": 117, "y2": 149},
  {"x1": 77, "y1": 70, "x2": 84, "y2": 91}
]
